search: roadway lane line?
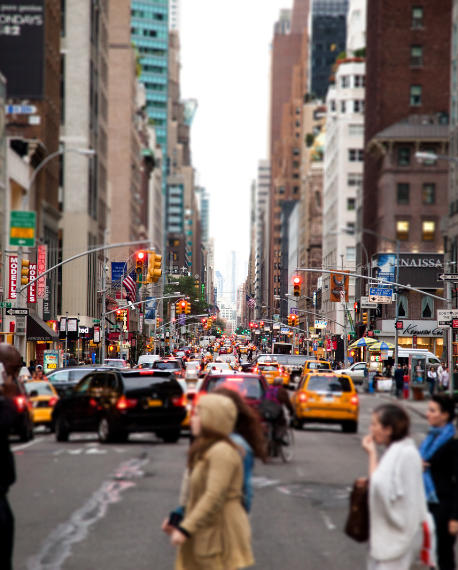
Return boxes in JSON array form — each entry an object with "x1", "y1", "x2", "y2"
[
  {"x1": 320, "y1": 511, "x2": 336, "y2": 531},
  {"x1": 12, "y1": 438, "x2": 44, "y2": 452},
  {"x1": 27, "y1": 457, "x2": 149, "y2": 570}
]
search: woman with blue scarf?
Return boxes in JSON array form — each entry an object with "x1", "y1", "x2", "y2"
[{"x1": 420, "y1": 394, "x2": 458, "y2": 570}]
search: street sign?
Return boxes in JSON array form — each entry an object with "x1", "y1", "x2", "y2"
[
  {"x1": 367, "y1": 330, "x2": 374, "y2": 337},
  {"x1": 369, "y1": 287, "x2": 393, "y2": 304},
  {"x1": 0, "y1": 302, "x2": 12, "y2": 309},
  {"x1": 9, "y1": 211, "x2": 37, "y2": 247},
  {"x1": 5, "y1": 104, "x2": 37, "y2": 114},
  {"x1": 313, "y1": 341, "x2": 318, "y2": 351},
  {"x1": 315, "y1": 320, "x2": 327, "y2": 329},
  {"x1": 437, "y1": 309, "x2": 458, "y2": 329},
  {"x1": 15, "y1": 316, "x2": 26, "y2": 334},
  {"x1": 395, "y1": 321, "x2": 403, "y2": 330},
  {"x1": 373, "y1": 330, "x2": 381, "y2": 334},
  {"x1": 93, "y1": 319, "x2": 100, "y2": 324},
  {"x1": 280, "y1": 328, "x2": 289, "y2": 334},
  {"x1": 361, "y1": 296, "x2": 377, "y2": 309},
  {"x1": 6, "y1": 308, "x2": 29, "y2": 316},
  {"x1": 453, "y1": 319, "x2": 458, "y2": 329},
  {"x1": 437, "y1": 274, "x2": 458, "y2": 281},
  {"x1": 340, "y1": 290, "x2": 346, "y2": 303}
]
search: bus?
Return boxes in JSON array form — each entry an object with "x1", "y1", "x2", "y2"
[{"x1": 272, "y1": 342, "x2": 293, "y2": 355}]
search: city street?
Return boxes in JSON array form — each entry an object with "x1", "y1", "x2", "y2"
[{"x1": 10, "y1": 393, "x2": 430, "y2": 570}]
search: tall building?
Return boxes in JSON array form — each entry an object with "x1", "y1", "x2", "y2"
[
  {"x1": 195, "y1": 186, "x2": 210, "y2": 245},
  {"x1": 59, "y1": 0, "x2": 109, "y2": 328},
  {"x1": 255, "y1": 160, "x2": 270, "y2": 318},
  {"x1": 131, "y1": 1, "x2": 169, "y2": 185},
  {"x1": 309, "y1": 0, "x2": 349, "y2": 99},
  {"x1": 215, "y1": 270, "x2": 224, "y2": 305},
  {"x1": 448, "y1": 0, "x2": 458, "y2": 263},
  {"x1": 226, "y1": 251, "x2": 237, "y2": 304},
  {"x1": 169, "y1": 0, "x2": 181, "y2": 31}
]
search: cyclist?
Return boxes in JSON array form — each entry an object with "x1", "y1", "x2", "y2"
[{"x1": 261, "y1": 376, "x2": 294, "y2": 444}]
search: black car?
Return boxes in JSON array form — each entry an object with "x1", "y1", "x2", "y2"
[
  {"x1": 152, "y1": 359, "x2": 184, "y2": 378},
  {"x1": 52, "y1": 369, "x2": 187, "y2": 443},
  {"x1": 10, "y1": 377, "x2": 34, "y2": 442},
  {"x1": 46, "y1": 366, "x2": 100, "y2": 397}
]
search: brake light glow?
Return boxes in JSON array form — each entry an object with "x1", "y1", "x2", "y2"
[
  {"x1": 172, "y1": 395, "x2": 187, "y2": 407},
  {"x1": 298, "y1": 393, "x2": 308, "y2": 403},
  {"x1": 15, "y1": 396, "x2": 27, "y2": 412},
  {"x1": 139, "y1": 370, "x2": 155, "y2": 375},
  {"x1": 350, "y1": 395, "x2": 359, "y2": 406},
  {"x1": 116, "y1": 396, "x2": 138, "y2": 410},
  {"x1": 48, "y1": 397, "x2": 58, "y2": 407}
]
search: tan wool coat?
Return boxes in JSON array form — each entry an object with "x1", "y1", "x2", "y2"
[{"x1": 175, "y1": 395, "x2": 254, "y2": 570}]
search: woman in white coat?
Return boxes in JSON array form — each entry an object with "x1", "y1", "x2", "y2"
[{"x1": 362, "y1": 403, "x2": 428, "y2": 570}]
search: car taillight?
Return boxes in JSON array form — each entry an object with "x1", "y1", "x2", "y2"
[
  {"x1": 172, "y1": 395, "x2": 187, "y2": 407},
  {"x1": 15, "y1": 396, "x2": 27, "y2": 412},
  {"x1": 116, "y1": 396, "x2": 138, "y2": 410},
  {"x1": 350, "y1": 395, "x2": 359, "y2": 406},
  {"x1": 48, "y1": 397, "x2": 58, "y2": 407},
  {"x1": 298, "y1": 393, "x2": 308, "y2": 403}
]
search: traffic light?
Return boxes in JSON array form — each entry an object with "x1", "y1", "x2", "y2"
[
  {"x1": 206, "y1": 318, "x2": 212, "y2": 329},
  {"x1": 293, "y1": 276, "x2": 301, "y2": 297},
  {"x1": 20, "y1": 259, "x2": 30, "y2": 286},
  {"x1": 260, "y1": 321, "x2": 264, "y2": 327},
  {"x1": 249, "y1": 322, "x2": 254, "y2": 329},
  {"x1": 136, "y1": 251, "x2": 145, "y2": 281},
  {"x1": 291, "y1": 314, "x2": 297, "y2": 326},
  {"x1": 287, "y1": 315, "x2": 292, "y2": 326},
  {"x1": 146, "y1": 251, "x2": 162, "y2": 283},
  {"x1": 362, "y1": 312, "x2": 368, "y2": 325},
  {"x1": 116, "y1": 309, "x2": 123, "y2": 321},
  {"x1": 185, "y1": 302, "x2": 191, "y2": 314},
  {"x1": 179, "y1": 300, "x2": 186, "y2": 314},
  {"x1": 156, "y1": 317, "x2": 161, "y2": 327},
  {"x1": 354, "y1": 300, "x2": 360, "y2": 314}
]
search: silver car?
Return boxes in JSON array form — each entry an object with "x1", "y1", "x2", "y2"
[{"x1": 334, "y1": 362, "x2": 367, "y2": 385}]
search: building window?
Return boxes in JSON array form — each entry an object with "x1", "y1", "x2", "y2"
[
  {"x1": 348, "y1": 149, "x2": 364, "y2": 162},
  {"x1": 421, "y1": 149, "x2": 437, "y2": 166},
  {"x1": 396, "y1": 220, "x2": 410, "y2": 241},
  {"x1": 330, "y1": 99, "x2": 336, "y2": 111},
  {"x1": 341, "y1": 76, "x2": 350, "y2": 88},
  {"x1": 411, "y1": 45, "x2": 423, "y2": 67},
  {"x1": 354, "y1": 100, "x2": 365, "y2": 113},
  {"x1": 422, "y1": 220, "x2": 435, "y2": 241},
  {"x1": 348, "y1": 173, "x2": 363, "y2": 186},
  {"x1": 348, "y1": 124, "x2": 364, "y2": 136},
  {"x1": 398, "y1": 294, "x2": 409, "y2": 317},
  {"x1": 412, "y1": 6, "x2": 424, "y2": 28},
  {"x1": 396, "y1": 183, "x2": 410, "y2": 204},
  {"x1": 421, "y1": 296, "x2": 434, "y2": 319},
  {"x1": 398, "y1": 147, "x2": 410, "y2": 166},
  {"x1": 354, "y1": 75, "x2": 365, "y2": 87},
  {"x1": 293, "y1": 148, "x2": 300, "y2": 155},
  {"x1": 293, "y1": 186, "x2": 299, "y2": 195},
  {"x1": 410, "y1": 85, "x2": 422, "y2": 106},
  {"x1": 341, "y1": 101, "x2": 346, "y2": 113},
  {"x1": 346, "y1": 246, "x2": 356, "y2": 262},
  {"x1": 347, "y1": 198, "x2": 356, "y2": 211},
  {"x1": 422, "y1": 184, "x2": 436, "y2": 204}
]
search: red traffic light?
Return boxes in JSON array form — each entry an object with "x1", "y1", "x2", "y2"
[
  {"x1": 137, "y1": 251, "x2": 145, "y2": 260},
  {"x1": 249, "y1": 322, "x2": 254, "y2": 328},
  {"x1": 293, "y1": 276, "x2": 301, "y2": 285},
  {"x1": 201, "y1": 318, "x2": 206, "y2": 323},
  {"x1": 180, "y1": 301, "x2": 186, "y2": 308},
  {"x1": 260, "y1": 321, "x2": 264, "y2": 326}
]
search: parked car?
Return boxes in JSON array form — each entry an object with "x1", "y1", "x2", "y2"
[
  {"x1": 334, "y1": 362, "x2": 368, "y2": 385},
  {"x1": 52, "y1": 369, "x2": 187, "y2": 443}
]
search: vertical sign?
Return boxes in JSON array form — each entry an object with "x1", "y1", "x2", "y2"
[
  {"x1": 412, "y1": 335, "x2": 417, "y2": 349},
  {"x1": 43, "y1": 279, "x2": 51, "y2": 319},
  {"x1": 93, "y1": 326, "x2": 100, "y2": 343},
  {"x1": 28, "y1": 263, "x2": 37, "y2": 303},
  {"x1": 8, "y1": 256, "x2": 17, "y2": 299},
  {"x1": 330, "y1": 271, "x2": 349, "y2": 303},
  {"x1": 139, "y1": 313, "x2": 143, "y2": 331},
  {"x1": 37, "y1": 245, "x2": 47, "y2": 298}
]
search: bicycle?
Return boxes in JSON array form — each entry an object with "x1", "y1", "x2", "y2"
[{"x1": 266, "y1": 421, "x2": 295, "y2": 463}]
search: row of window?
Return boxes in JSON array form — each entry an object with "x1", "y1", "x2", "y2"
[
  {"x1": 330, "y1": 100, "x2": 365, "y2": 114},
  {"x1": 340, "y1": 75, "x2": 365, "y2": 89},
  {"x1": 396, "y1": 219, "x2": 436, "y2": 241},
  {"x1": 349, "y1": 149, "x2": 364, "y2": 162},
  {"x1": 398, "y1": 295, "x2": 434, "y2": 319},
  {"x1": 397, "y1": 183, "x2": 436, "y2": 205},
  {"x1": 398, "y1": 147, "x2": 436, "y2": 166},
  {"x1": 131, "y1": 27, "x2": 168, "y2": 39}
]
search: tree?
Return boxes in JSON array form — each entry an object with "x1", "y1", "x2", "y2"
[{"x1": 164, "y1": 276, "x2": 211, "y2": 317}]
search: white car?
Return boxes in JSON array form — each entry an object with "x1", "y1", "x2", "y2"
[{"x1": 334, "y1": 362, "x2": 367, "y2": 385}]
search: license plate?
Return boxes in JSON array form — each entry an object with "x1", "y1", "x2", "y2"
[
  {"x1": 324, "y1": 396, "x2": 334, "y2": 402},
  {"x1": 148, "y1": 399, "x2": 162, "y2": 407}
]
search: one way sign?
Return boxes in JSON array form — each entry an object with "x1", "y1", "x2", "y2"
[{"x1": 437, "y1": 274, "x2": 458, "y2": 281}]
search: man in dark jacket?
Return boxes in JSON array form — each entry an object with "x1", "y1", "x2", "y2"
[
  {"x1": 393, "y1": 363, "x2": 405, "y2": 399},
  {"x1": 0, "y1": 344, "x2": 21, "y2": 570}
]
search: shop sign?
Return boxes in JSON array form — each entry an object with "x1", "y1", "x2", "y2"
[
  {"x1": 37, "y1": 245, "x2": 47, "y2": 298},
  {"x1": 383, "y1": 319, "x2": 443, "y2": 337},
  {"x1": 28, "y1": 263, "x2": 37, "y2": 303},
  {"x1": 8, "y1": 256, "x2": 17, "y2": 299},
  {"x1": 93, "y1": 325, "x2": 100, "y2": 343}
]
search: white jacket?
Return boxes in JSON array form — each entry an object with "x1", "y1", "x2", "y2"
[{"x1": 369, "y1": 437, "x2": 427, "y2": 561}]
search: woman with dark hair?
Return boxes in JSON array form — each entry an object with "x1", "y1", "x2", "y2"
[
  {"x1": 215, "y1": 387, "x2": 267, "y2": 512},
  {"x1": 362, "y1": 404, "x2": 427, "y2": 569},
  {"x1": 164, "y1": 394, "x2": 254, "y2": 570},
  {"x1": 421, "y1": 394, "x2": 458, "y2": 570}
]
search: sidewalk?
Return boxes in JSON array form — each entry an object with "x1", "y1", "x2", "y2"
[{"x1": 374, "y1": 392, "x2": 429, "y2": 419}]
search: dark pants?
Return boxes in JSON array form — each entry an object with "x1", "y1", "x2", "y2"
[
  {"x1": 428, "y1": 379, "x2": 436, "y2": 396},
  {"x1": 395, "y1": 380, "x2": 404, "y2": 398},
  {"x1": 0, "y1": 494, "x2": 14, "y2": 570},
  {"x1": 429, "y1": 502, "x2": 457, "y2": 570}
]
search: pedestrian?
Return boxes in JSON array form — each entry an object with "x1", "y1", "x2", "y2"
[
  {"x1": 0, "y1": 344, "x2": 23, "y2": 570},
  {"x1": 248, "y1": 348, "x2": 253, "y2": 362},
  {"x1": 427, "y1": 366, "x2": 437, "y2": 397},
  {"x1": 420, "y1": 394, "x2": 458, "y2": 570},
  {"x1": 35, "y1": 365, "x2": 48, "y2": 382},
  {"x1": 442, "y1": 367, "x2": 450, "y2": 392},
  {"x1": 164, "y1": 394, "x2": 254, "y2": 569},
  {"x1": 67, "y1": 354, "x2": 77, "y2": 367},
  {"x1": 437, "y1": 361, "x2": 445, "y2": 386},
  {"x1": 394, "y1": 363, "x2": 404, "y2": 399},
  {"x1": 27, "y1": 360, "x2": 36, "y2": 375},
  {"x1": 362, "y1": 403, "x2": 427, "y2": 570}
]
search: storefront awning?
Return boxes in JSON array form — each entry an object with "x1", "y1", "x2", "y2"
[{"x1": 27, "y1": 313, "x2": 59, "y2": 342}]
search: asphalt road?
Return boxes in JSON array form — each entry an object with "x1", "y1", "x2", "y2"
[{"x1": 9, "y1": 393, "x2": 431, "y2": 570}]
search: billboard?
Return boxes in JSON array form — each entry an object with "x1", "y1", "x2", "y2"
[
  {"x1": 0, "y1": 1, "x2": 45, "y2": 98},
  {"x1": 375, "y1": 253, "x2": 396, "y2": 284},
  {"x1": 330, "y1": 271, "x2": 349, "y2": 303},
  {"x1": 145, "y1": 297, "x2": 156, "y2": 325}
]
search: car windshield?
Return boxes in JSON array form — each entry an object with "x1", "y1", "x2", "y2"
[
  {"x1": 206, "y1": 376, "x2": 264, "y2": 399},
  {"x1": 153, "y1": 361, "x2": 180, "y2": 370},
  {"x1": 307, "y1": 361, "x2": 331, "y2": 370},
  {"x1": 25, "y1": 381, "x2": 55, "y2": 396},
  {"x1": 306, "y1": 375, "x2": 352, "y2": 393},
  {"x1": 104, "y1": 360, "x2": 125, "y2": 368},
  {"x1": 206, "y1": 363, "x2": 231, "y2": 370},
  {"x1": 186, "y1": 362, "x2": 199, "y2": 369},
  {"x1": 121, "y1": 373, "x2": 174, "y2": 389},
  {"x1": 259, "y1": 365, "x2": 279, "y2": 371}
]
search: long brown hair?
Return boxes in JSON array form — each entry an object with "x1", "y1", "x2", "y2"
[
  {"x1": 188, "y1": 428, "x2": 236, "y2": 469},
  {"x1": 214, "y1": 387, "x2": 268, "y2": 462}
]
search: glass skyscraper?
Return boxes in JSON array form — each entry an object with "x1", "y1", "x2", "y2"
[{"x1": 131, "y1": 1, "x2": 169, "y2": 186}]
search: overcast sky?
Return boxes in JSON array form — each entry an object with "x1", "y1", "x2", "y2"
[{"x1": 180, "y1": 0, "x2": 294, "y2": 285}]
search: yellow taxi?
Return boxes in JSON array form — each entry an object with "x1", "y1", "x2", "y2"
[
  {"x1": 291, "y1": 372, "x2": 359, "y2": 433},
  {"x1": 302, "y1": 359, "x2": 332, "y2": 374},
  {"x1": 239, "y1": 346, "x2": 248, "y2": 355},
  {"x1": 24, "y1": 380, "x2": 59, "y2": 430},
  {"x1": 255, "y1": 361, "x2": 290, "y2": 386}
]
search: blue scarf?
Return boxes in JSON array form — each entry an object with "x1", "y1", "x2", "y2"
[{"x1": 419, "y1": 422, "x2": 456, "y2": 503}]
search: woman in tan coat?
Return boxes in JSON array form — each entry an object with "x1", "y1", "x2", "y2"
[{"x1": 169, "y1": 393, "x2": 254, "y2": 570}]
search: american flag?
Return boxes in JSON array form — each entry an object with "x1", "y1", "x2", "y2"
[
  {"x1": 246, "y1": 294, "x2": 256, "y2": 309},
  {"x1": 123, "y1": 270, "x2": 137, "y2": 300}
]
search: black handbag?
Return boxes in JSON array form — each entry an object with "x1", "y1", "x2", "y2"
[{"x1": 344, "y1": 479, "x2": 369, "y2": 543}]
